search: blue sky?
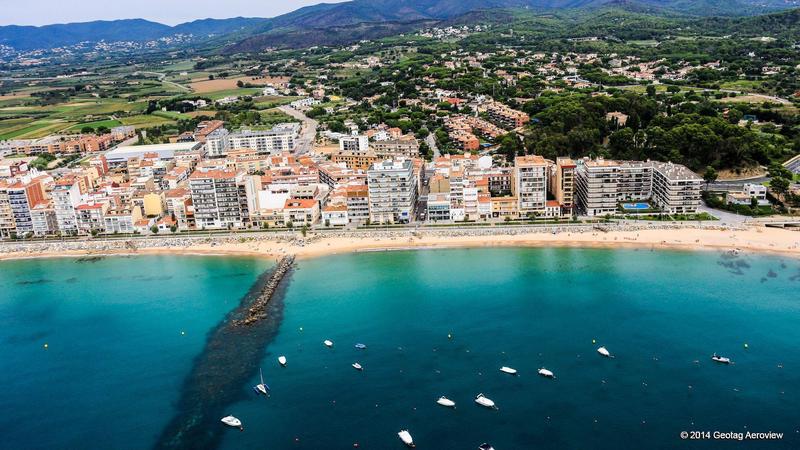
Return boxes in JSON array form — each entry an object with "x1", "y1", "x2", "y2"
[{"x1": 2, "y1": 0, "x2": 349, "y2": 26}]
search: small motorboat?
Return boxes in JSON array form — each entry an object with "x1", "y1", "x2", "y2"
[
  {"x1": 711, "y1": 353, "x2": 732, "y2": 364},
  {"x1": 354, "y1": 343, "x2": 367, "y2": 349},
  {"x1": 253, "y1": 368, "x2": 269, "y2": 396},
  {"x1": 478, "y1": 444, "x2": 495, "y2": 450},
  {"x1": 220, "y1": 415, "x2": 243, "y2": 430},
  {"x1": 499, "y1": 366, "x2": 518, "y2": 375},
  {"x1": 538, "y1": 368, "x2": 555, "y2": 379},
  {"x1": 352, "y1": 362, "x2": 363, "y2": 371},
  {"x1": 437, "y1": 396, "x2": 456, "y2": 408},
  {"x1": 324, "y1": 340, "x2": 334, "y2": 348},
  {"x1": 597, "y1": 346, "x2": 613, "y2": 358},
  {"x1": 475, "y1": 393, "x2": 497, "y2": 409},
  {"x1": 278, "y1": 356, "x2": 287, "y2": 367},
  {"x1": 398, "y1": 429, "x2": 415, "y2": 448}
]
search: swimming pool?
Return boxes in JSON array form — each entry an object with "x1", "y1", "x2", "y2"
[{"x1": 621, "y1": 202, "x2": 651, "y2": 210}]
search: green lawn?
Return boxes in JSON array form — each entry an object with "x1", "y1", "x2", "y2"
[{"x1": 152, "y1": 110, "x2": 192, "y2": 120}]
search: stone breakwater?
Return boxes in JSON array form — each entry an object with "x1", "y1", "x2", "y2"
[
  {"x1": 155, "y1": 257, "x2": 295, "y2": 450},
  {"x1": 0, "y1": 223, "x2": 745, "y2": 256},
  {"x1": 232, "y1": 255, "x2": 295, "y2": 327}
]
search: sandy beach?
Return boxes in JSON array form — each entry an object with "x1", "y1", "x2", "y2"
[{"x1": 1, "y1": 224, "x2": 799, "y2": 262}]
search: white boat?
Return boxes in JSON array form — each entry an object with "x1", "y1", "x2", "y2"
[
  {"x1": 324, "y1": 339, "x2": 334, "y2": 348},
  {"x1": 478, "y1": 444, "x2": 495, "y2": 450},
  {"x1": 254, "y1": 368, "x2": 269, "y2": 396},
  {"x1": 278, "y1": 355, "x2": 287, "y2": 366},
  {"x1": 398, "y1": 429, "x2": 415, "y2": 448},
  {"x1": 711, "y1": 353, "x2": 732, "y2": 364},
  {"x1": 538, "y1": 368, "x2": 555, "y2": 379},
  {"x1": 221, "y1": 415, "x2": 243, "y2": 430},
  {"x1": 475, "y1": 393, "x2": 497, "y2": 409},
  {"x1": 499, "y1": 366, "x2": 518, "y2": 375},
  {"x1": 437, "y1": 396, "x2": 456, "y2": 408},
  {"x1": 597, "y1": 346, "x2": 613, "y2": 358},
  {"x1": 352, "y1": 362, "x2": 363, "y2": 371}
]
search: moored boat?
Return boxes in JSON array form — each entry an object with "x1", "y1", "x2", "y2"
[
  {"x1": 324, "y1": 339, "x2": 334, "y2": 348},
  {"x1": 499, "y1": 366, "x2": 518, "y2": 375},
  {"x1": 278, "y1": 355, "x2": 287, "y2": 367},
  {"x1": 254, "y1": 368, "x2": 269, "y2": 396},
  {"x1": 352, "y1": 362, "x2": 363, "y2": 371},
  {"x1": 475, "y1": 393, "x2": 497, "y2": 409},
  {"x1": 398, "y1": 429, "x2": 415, "y2": 448},
  {"x1": 597, "y1": 346, "x2": 613, "y2": 358},
  {"x1": 538, "y1": 368, "x2": 555, "y2": 379},
  {"x1": 437, "y1": 396, "x2": 456, "y2": 408},
  {"x1": 711, "y1": 353, "x2": 732, "y2": 364},
  {"x1": 478, "y1": 444, "x2": 495, "y2": 450},
  {"x1": 354, "y1": 343, "x2": 367, "y2": 349},
  {"x1": 221, "y1": 415, "x2": 243, "y2": 430}
]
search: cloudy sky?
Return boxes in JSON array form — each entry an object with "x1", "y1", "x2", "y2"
[{"x1": 2, "y1": 0, "x2": 349, "y2": 26}]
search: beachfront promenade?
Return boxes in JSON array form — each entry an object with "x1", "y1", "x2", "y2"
[{"x1": 2, "y1": 221, "x2": 798, "y2": 260}]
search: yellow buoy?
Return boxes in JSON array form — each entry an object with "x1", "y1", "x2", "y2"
[
  {"x1": 299, "y1": 327, "x2": 304, "y2": 332},
  {"x1": 43, "y1": 343, "x2": 48, "y2": 349},
  {"x1": 181, "y1": 331, "x2": 185, "y2": 336},
  {"x1": 744, "y1": 343, "x2": 749, "y2": 349},
  {"x1": 592, "y1": 339, "x2": 596, "y2": 344},
  {"x1": 447, "y1": 333, "x2": 452, "y2": 340}
]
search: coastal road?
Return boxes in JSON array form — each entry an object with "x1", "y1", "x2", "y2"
[{"x1": 279, "y1": 105, "x2": 318, "y2": 155}]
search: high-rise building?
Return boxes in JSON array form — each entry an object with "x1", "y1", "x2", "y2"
[
  {"x1": 551, "y1": 157, "x2": 576, "y2": 215},
  {"x1": 51, "y1": 176, "x2": 83, "y2": 235},
  {"x1": 514, "y1": 155, "x2": 549, "y2": 217},
  {"x1": 189, "y1": 170, "x2": 246, "y2": 229},
  {"x1": 575, "y1": 158, "x2": 653, "y2": 216},
  {"x1": 650, "y1": 162, "x2": 703, "y2": 214},
  {"x1": 367, "y1": 159, "x2": 417, "y2": 224}
]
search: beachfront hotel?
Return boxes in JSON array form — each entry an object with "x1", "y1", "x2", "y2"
[{"x1": 367, "y1": 159, "x2": 418, "y2": 224}]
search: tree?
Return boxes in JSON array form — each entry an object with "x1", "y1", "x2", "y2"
[
  {"x1": 150, "y1": 225, "x2": 159, "y2": 234},
  {"x1": 300, "y1": 225, "x2": 308, "y2": 237},
  {"x1": 702, "y1": 166, "x2": 718, "y2": 189},
  {"x1": 236, "y1": 80, "x2": 244, "y2": 88},
  {"x1": 646, "y1": 85, "x2": 656, "y2": 98},
  {"x1": 770, "y1": 177, "x2": 790, "y2": 196}
]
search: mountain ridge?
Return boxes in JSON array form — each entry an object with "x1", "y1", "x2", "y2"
[{"x1": 0, "y1": 0, "x2": 796, "y2": 51}]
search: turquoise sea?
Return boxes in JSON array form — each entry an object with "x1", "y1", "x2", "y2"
[{"x1": 1, "y1": 249, "x2": 799, "y2": 449}]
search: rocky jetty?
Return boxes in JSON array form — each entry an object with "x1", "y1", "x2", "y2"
[{"x1": 233, "y1": 255, "x2": 295, "y2": 327}]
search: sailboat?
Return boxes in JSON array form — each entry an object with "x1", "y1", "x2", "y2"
[
  {"x1": 278, "y1": 355, "x2": 287, "y2": 367},
  {"x1": 253, "y1": 368, "x2": 269, "y2": 396}
]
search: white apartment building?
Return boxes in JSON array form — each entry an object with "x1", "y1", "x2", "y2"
[
  {"x1": 650, "y1": 162, "x2": 703, "y2": 214},
  {"x1": 367, "y1": 159, "x2": 418, "y2": 224},
  {"x1": 51, "y1": 178, "x2": 83, "y2": 235},
  {"x1": 216, "y1": 128, "x2": 296, "y2": 156},
  {"x1": 575, "y1": 159, "x2": 653, "y2": 216},
  {"x1": 340, "y1": 135, "x2": 369, "y2": 153},
  {"x1": 204, "y1": 128, "x2": 230, "y2": 158},
  {"x1": 189, "y1": 170, "x2": 246, "y2": 229},
  {"x1": 514, "y1": 155, "x2": 549, "y2": 217}
]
